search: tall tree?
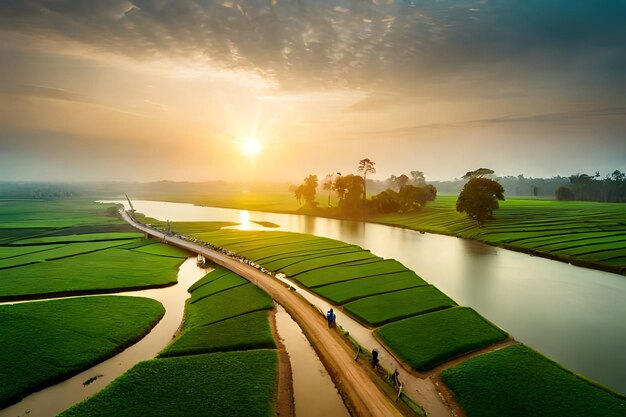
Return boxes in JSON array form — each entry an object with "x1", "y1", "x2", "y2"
[
  {"x1": 293, "y1": 174, "x2": 319, "y2": 208},
  {"x1": 410, "y1": 170, "x2": 426, "y2": 186},
  {"x1": 357, "y1": 158, "x2": 376, "y2": 206},
  {"x1": 323, "y1": 173, "x2": 335, "y2": 206},
  {"x1": 456, "y1": 176, "x2": 505, "y2": 224}
]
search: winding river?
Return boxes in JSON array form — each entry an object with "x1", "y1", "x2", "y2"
[{"x1": 108, "y1": 199, "x2": 626, "y2": 394}]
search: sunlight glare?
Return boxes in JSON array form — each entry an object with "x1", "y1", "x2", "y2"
[{"x1": 241, "y1": 138, "x2": 261, "y2": 157}]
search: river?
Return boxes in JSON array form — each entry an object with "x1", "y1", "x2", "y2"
[{"x1": 106, "y1": 199, "x2": 626, "y2": 394}]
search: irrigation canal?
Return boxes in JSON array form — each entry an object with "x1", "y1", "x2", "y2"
[{"x1": 106, "y1": 199, "x2": 626, "y2": 394}]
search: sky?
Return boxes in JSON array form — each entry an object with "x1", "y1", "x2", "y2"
[{"x1": 0, "y1": 0, "x2": 624, "y2": 182}]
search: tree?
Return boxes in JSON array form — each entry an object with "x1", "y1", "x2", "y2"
[
  {"x1": 410, "y1": 170, "x2": 425, "y2": 186},
  {"x1": 555, "y1": 186, "x2": 575, "y2": 201},
  {"x1": 462, "y1": 168, "x2": 495, "y2": 180},
  {"x1": 456, "y1": 177, "x2": 505, "y2": 224},
  {"x1": 357, "y1": 158, "x2": 376, "y2": 206},
  {"x1": 323, "y1": 173, "x2": 335, "y2": 206},
  {"x1": 334, "y1": 174, "x2": 364, "y2": 215},
  {"x1": 395, "y1": 174, "x2": 410, "y2": 190},
  {"x1": 293, "y1": 174, "x2": 318, "y2": 208}
]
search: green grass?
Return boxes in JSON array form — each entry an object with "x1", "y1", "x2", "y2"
[
  {"x1": 160, "y1": 310, "x2": 275, "y2": 357},
  {"x1": 344, "y1": 286, "x2": 456, "y2": 326},
  {"x1": 59, "y1": 350, "x2": 278, "y2": 417},
  {"x1": 130, "y1": 242, "x2": 191, "y2": 258},
  {"x1": 440, "y1": 344, "x2": 626, "y2": 417},
  {"x1": 186, "y1": 283, "x2": 274, "y2": 328},
  {"x1": 296, "y1": 259, "x2": 409, "y2": 287},
  {"x1": 0, "y1": 247, "x2": 185, "y2": 299},
  {"x1": 0, "y1": 239, "x2": 138, "y2": 269},
  {"x1": 189, "y1": 271, "x2": 249, "y2": 303},
  {"x1": 369, "y1": 196, "x2": 626, "y2": 272},
  {"x1": 13, "y1": 232, "x2": 144, "y2": 244},
  {"x1": 375, "y1": 307, "x2": 508, "y2": 371},
  {"x1": 0, "y1": 296, "x2": 164, "y2": 409},
  {"x1": 315, "y1": 271, "x2": 427, "y2": 304}
]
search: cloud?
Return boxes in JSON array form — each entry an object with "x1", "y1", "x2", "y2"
[
  {"x1": 2, "y1": 84, "x2": 91, "y2": 103},
  {"x1": 364, "y1": 106, "x2": 626, "y2": 136},
  {"x1": 0, "y1": 0, "x2": 624, "y2": 100}
]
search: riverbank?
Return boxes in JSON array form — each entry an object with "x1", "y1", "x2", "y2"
[{"x1": 138, "y1": 194, "x2": 626, "y2": 275}]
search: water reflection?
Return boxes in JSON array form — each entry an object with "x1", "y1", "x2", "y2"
[{"x1": 101, "y1": 199, "x2": 626, "y2": 394}]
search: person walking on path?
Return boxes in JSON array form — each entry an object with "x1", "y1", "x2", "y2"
[
  {"x1": 327, "y1": 308, "x2": 335, "y2": 328},
  {"x1": 372, "y1": 349, "x2": 379, "y2": 369}
]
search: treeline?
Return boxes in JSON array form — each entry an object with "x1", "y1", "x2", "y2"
[
  {"x1": 556, "y1": 171, "x2": 626, "y2": 203},
  {"x1": 290, "y1": 159, "x2": 438, "y2": 216},
  {"x1": 422, "y1": 175, "x2": 570, "y2": 197},
  {"x1": 0, "y1": 182, "x2": 79, "y2": 199}
]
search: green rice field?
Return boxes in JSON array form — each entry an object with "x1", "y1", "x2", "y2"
[
  {"x1": 0, "y1": 296, "x2": 165, "y2": 409},
  {"x1": 440, "y1": 344, "x2": 626, "y2": 417},
  {"x1": 375, "y1": 307, "x2": 508, "y2": 371},
  {"x1": 164, "y1": 266, "x2": 275, "y2": 357},
  {"x1": 370, "y1": 196, "x2": 626, "y2": 273},
  {"x1": 62, "y1": 267, "x2": 279, "y2": 416},
  {"x1": 59, "y1": 350, "x2": 278, "y2": 417},
  {"x1": 0, "y1": 200, "x2": 189, "y2": 300}
]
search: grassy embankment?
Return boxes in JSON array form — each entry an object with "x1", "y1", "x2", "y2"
[
  {"x1": 0, "y1": 199, "x2": 191, "y2": 408},
  {"x1": 61, "y1": 266, "x2": 278, "y2": 417},
  {"x1": 0, "y1": 297, "x2": 164, "y2": 409},
  {"x1": 146, "y1": 192, "x2": 626, "y2": 274},
  {"x1": 160, "y1": 222, "x2": 625, "y2": 415}
]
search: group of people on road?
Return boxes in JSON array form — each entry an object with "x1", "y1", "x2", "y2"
[{"x1": 325, "y1": 307, "x2": 403, "y2": 400}]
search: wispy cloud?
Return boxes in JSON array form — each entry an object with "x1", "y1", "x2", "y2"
[{"x1": 364, "y1": 107, "x2": 626, "y2": 135}]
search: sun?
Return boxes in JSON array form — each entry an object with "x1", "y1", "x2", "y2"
[{"x1": 241, "y1": 138, "x2": 261, "y2": 157}]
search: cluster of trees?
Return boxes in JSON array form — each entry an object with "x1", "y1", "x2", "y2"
[
  {"x1": 292, "y1": 159, "x2": 438, "y2": 216},
  {"x1": 556, "y1": 170, "x2": 626, "y2": 203}
]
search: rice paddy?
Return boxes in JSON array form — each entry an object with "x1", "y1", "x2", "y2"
[
  {"x1": 0, "y1": 200, "x2": 190, "y2": 299},
  {"x1": 0, "y1": 296, "x2": 165, "y2": 409},
  {"x1": 61, "y1": 266, "x2": 279, "y2": 416},
  {"x1": 370, "y1": 196, "x2": 626, "y2": 273},
  {"x1": 440, "y1": 344, "x2": 626, "y2": 417}
]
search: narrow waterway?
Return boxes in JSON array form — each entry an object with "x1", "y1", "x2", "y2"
[
  {"x1": 104, "y1": 199, "x2": 626, "y2": 394},
  {"x1": 274, "y1": 305, "x2": 350, "y2": 417},
  {"x1": 0, "y1": 258, "x2": 210, "y2": 417}
]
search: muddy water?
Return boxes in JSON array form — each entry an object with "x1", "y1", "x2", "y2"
[
  {"x1": 103, "y1": 199, "x2": 626, "y2": 394},
  {"x1": 274, "y1": 305, "x2": 350, "y2": 417},
  {"x1": 0, "y1": 258, "x2": 210, "y2": 417}
]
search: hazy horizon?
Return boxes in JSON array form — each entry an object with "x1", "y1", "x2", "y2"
[{"x1": 1, "y1": 1, "x2": 625, "y2": 182}]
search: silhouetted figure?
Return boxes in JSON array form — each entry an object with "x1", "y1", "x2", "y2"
[
  {"x1": 372, "y1": 349, "x2": 379, "y2": 368},
  {"x1": 326, "y1": 308, "x2": 335, "y2": 328},
  {"x1": 392, "y1": 369, "x2": 400, "y2": 387}
]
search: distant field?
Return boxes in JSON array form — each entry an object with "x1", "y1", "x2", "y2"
[
  {"x1": 441, "y1": 344, "x2": 626, "y2": 417},
  {"x1": 0, "y1": 200, "x2": 189, "y2": 299},
  {"x1": 370, "y1": 196, "x2": 626, "y2": 273},
  {"x1": 0, "y1": 296, "x2": 164, "y2": 409}
]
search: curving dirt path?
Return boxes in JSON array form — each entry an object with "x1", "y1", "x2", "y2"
[{"x1": 122, "y1": 211, "x2": 407, "y2": 417}]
